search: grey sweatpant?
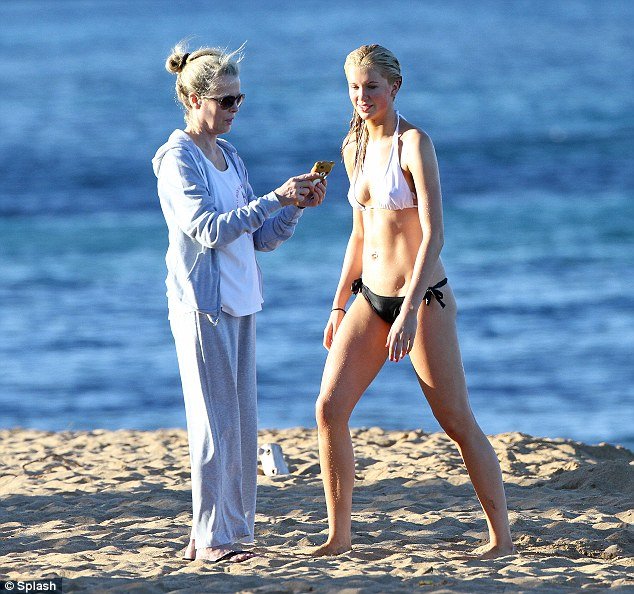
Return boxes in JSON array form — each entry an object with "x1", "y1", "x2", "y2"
[{"x1": 169, "y1": 309, "x2": 258, "y2": 549}]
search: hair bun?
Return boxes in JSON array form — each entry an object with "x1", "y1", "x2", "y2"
[{"x1": 165, "y1": 52, "x2": 189, "y2": 74}]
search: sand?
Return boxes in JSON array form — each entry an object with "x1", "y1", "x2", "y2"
[{"x1": 1, "y1": 427, "x2": 632, "y2": 593}]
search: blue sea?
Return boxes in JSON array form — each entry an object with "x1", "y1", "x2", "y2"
[{"x1": 1, "y1": 1, "x2": 632, "y2": 448}]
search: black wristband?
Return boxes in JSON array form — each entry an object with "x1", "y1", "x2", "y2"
[{"x1": 331, "y1": 307, "x2": 346, "y2": 314}]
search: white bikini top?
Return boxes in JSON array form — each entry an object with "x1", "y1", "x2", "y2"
[{"x1": 347, "y1": 112, "x2": 417, "y2": 211}]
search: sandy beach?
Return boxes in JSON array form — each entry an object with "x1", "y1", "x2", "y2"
[{"x1": 1, "y1": 427, "x2": 632, "y2": 593}]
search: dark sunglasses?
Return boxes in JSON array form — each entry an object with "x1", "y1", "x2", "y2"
[{"x1": 205, "y1": 93, "x2": 245, "y2": 110}]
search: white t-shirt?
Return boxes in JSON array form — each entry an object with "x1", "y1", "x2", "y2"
[{"x1": 203, "y1": 149, "x2": 263, "y2": 317}]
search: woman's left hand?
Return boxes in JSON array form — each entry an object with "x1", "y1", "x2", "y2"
[
  {"x1": 386, "y1": 310, "x2": 418, "y2": 362},
  {"x1": 297, "y1": 178, "x2": 327, "y2": 208}
]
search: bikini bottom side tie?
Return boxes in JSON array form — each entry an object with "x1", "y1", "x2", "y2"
[{"x1": 423, "y1": 278, "x2": 448, "y2": 308}]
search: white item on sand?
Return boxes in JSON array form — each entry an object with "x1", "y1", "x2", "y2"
[{"x1": 258, "y1": 443, "x2": 289, "y2": 476}]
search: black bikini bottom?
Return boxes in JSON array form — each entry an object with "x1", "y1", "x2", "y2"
[{"x1": 351, "y1": 277, "x2": 448, "y2": 324}]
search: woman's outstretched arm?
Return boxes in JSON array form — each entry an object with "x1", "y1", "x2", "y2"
[{"x1": 158, "y1": 147, "x2": 284, "y2": 249}]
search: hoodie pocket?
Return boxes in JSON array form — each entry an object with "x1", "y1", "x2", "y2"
[
  {"x1": 186, "y1": 251, "x2": 208, "y2": 288},
  {"x1": 175, "y1": 248, "x2": 216, "y2": 313}
]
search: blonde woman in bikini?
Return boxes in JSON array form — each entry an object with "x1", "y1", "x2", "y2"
[{"x1": 313, "y1": 44, "x2": 514, "y2": 559}]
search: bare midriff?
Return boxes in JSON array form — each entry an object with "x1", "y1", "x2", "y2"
[{"x1": 361, "y1": 207, "x2": 447, "y2": 297}]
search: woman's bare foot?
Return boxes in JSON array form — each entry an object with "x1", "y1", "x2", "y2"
[
  {"x1": 473, "y1": 542, "x2": 516, "y2": 559},
  {"x1": 181, "y1": 538, "x2": 258, "y2": 563},
  {"x1": 311, "y1": 540, "x2": 352, "y2": 557}
]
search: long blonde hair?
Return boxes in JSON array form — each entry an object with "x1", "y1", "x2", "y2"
[
  {"x1": 342, "y1": 44, "x2": 402, "y2": 171},
  {"x1": 165, "y1": 41, "x2": 245, "y2": 125}
]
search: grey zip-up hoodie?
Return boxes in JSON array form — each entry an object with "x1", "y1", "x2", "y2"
[{"x1": 152, "y1": 129, "x2": 303, "y2": 321}]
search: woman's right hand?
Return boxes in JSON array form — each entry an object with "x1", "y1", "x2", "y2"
[
  {"x1": 274, "y1": 173, "x2": 323, "y2": 206},
  {"x1": 323, "y1": 309, "x2": 346, "y2": 351}
]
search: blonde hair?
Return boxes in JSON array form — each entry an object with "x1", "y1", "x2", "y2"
[
  {"x1": 342, "y1": 44, "x2": 402, "y2": 170},
  {"x1": 165, "y1": 41, "x2": 245, "y2": 124}
]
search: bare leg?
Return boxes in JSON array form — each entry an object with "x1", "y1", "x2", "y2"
[
  {"x1": 312, "y1": 297, "x2": 390, "y2": 556},
  {"x1": 409, "y1": 285, "x2": 514, "y2": 557}
]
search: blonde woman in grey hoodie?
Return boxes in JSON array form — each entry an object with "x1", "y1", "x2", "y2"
[{"x1": 152, "y1": 43, "x2": 326, "y2": 563}]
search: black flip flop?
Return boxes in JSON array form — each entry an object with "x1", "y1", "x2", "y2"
[
  {"x1": 213, "y1": 550, "x2": 258, "y2": 563},
  {"x1": 183, "y1": 548, "x2": 258, "y2": 562}
]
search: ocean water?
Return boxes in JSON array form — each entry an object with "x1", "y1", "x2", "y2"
[{"x1": 1, "y1": 1, "x2": 632, "y2": 448}]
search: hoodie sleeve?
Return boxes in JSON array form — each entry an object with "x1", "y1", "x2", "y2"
[
  {"x1": 157, "y1": 147, "x2": 283, "y2": 249},
  {"x1": 233, "y1": 154, "x2": 304, "y2": 253}
]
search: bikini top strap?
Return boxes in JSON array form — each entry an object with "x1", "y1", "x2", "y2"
[
  {"x1": 386, "y1": 110, "x2": 400, "y2": 167},
  {"x1": 389, "y1": 111, "x2": 401, "y2": 159}
]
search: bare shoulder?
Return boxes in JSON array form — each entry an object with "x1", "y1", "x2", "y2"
[
  {"x1": 399, "y1": 118, "x2": 435, "y2": 158},
  {"x1": 399, "y1": 119, "x2": 439, "y2": 180}
]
